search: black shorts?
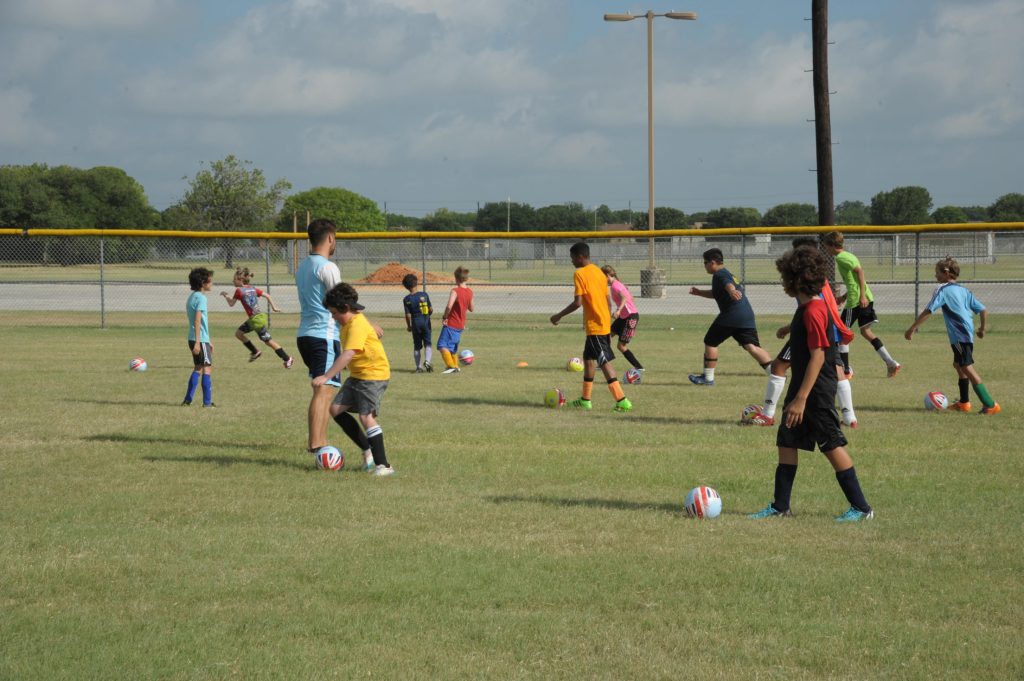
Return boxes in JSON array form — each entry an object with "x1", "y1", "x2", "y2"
[
  {"x1": 776, "y1": 405, "x2": 848, "y2": 453},
  {"x1": 610, "y1": 314, "x2": 639, "y2": 343},
  {"x1": 583, "y1": 334, "x2": 615, "y2": 367},
  {"x1": 297, "y1": 336, "x2": 342, "y2": 387},
  {"x1": 188, "y1": 341, "x2": 213, "y2": 368},
  {"x1": 775, "y1": 340, "x2": 792, "y2": 363},
  {"x1": 704, "y1": 322, "x2": 761, "y2": 349},
  {"x1": 238, "y1": 319, "x2": 272, "y2": 342},
  {"x1": 410, "y1": 321, "x2": 432, "y2": 351},
  {"x1": 951, "y1": 342, "x2": 975, "y2": 367},
  {"x1": 841, "y1": 302, "x2": 878, "y2": 328}
]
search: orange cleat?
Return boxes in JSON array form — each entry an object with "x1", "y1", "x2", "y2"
[
  {"x1": 948, "y1": 401, "x2": 972, "y2": 412},
  {"x1": 980, "y1": 402, "x2": 1001, "y2": 415}
]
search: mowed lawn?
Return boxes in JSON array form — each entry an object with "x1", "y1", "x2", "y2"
[{"x1": 1, "y1": 312, "x2": 1022, "y2": 680}]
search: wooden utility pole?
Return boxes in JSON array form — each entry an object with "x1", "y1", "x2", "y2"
[{"x1": 811, "y1": 0, "x2": 835, "y2": 226}]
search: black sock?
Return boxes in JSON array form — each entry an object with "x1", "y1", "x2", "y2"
[
  {"x1": 366, "y1": 425, "x2": 389, "y2": 467},
  {"x1": 243, "y1": 340, "x2": 258, "y2": 354},
  {"x1": 836, "y1": 466, "x2": 871, "y2": 513},
  {"x1": 773, "y1": 463, "x2": 798, "y2": 512},
  {"x1": 840, "y1": 352, "x2": 851, "y2": 373},
  {"x1": 274, "y1": 347, "x2": 290, "y2": 361},
  {"x1": 870, "y1": 337, "x2": 884, "y2": 351},
  {"x1": 333, "y1": 412, "x2": 369, "y2": 451},
  {"x1": 959, "y1": 378, "x2": 970, "y2": 403},
  {"x1": 622, "y1": 349, "x2": 643, "y2": 370}
]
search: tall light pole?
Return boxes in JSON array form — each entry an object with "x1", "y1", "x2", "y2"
[{"x1": 605, "y1": 10, "x2": 696, "y2": 298}]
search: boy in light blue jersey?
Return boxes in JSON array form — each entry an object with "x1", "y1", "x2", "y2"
[
  {"x1": 905, "y1": 256, "x2": 999, "y2": 414},
  {"x1": 183, "y1": 267, "x2": 215, "y2": 407}
]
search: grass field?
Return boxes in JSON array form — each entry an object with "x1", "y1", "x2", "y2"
[{"x1": 2, "y1": 313, "x2": 1022, "y2": 680}]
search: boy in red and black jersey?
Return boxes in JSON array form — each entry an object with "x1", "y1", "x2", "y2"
[{"x1": 748, "y1": 246, "x2": 874, "y2": 523}]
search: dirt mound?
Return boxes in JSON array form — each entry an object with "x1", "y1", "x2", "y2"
[{"x1": 357, "y1": 262, "x2": 454, "y2": 284}]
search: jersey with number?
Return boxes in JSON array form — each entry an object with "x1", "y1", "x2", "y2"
[
  {"x1": 835, "y1": 250, "x2": 873, "y2": 308},
  {"x1": 403, "y1": 291, "x2": 433, "y2": 327},
  {"x1": 296, "y1": 254, "x2": 340, "y2": 339},
  {"x1": 926, "y1": 281, "x2": 985, "y2": 344},
  {"x1": 342, "y1": 313, "x2": 391, "y2": 381},
  {"x1": 186, "y1": 291, "x2": 209, "y2": 342},
  {"x1": 233, "y1": 285, "x2": 263, "y2": 317},
  {"x1": 574, "y1": 264, "x2": 611, "y2": 336}
]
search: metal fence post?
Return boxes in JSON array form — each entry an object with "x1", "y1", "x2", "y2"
[
  {"x1": 421, "y1": 238, "x2": 427, "y2": 293},
  {"x1": 913, "y1": 232, "x2": 920, "y2": 314},
  {"x1": 99, "y1": 236, "x2": 106, "y2": 329}
]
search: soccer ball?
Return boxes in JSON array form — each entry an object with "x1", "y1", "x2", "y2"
[
  {"x1": 458, "y1": 349, "x2": 475, "y2": 365},
  {"x1": 314, "y1": 445, "x2": 345, "y2": 471},
  {"x1": 741, "y1": 404, "x2": 763, "y2": 423},
  {"x1": 544, "y1": 388, "x2": 566, "y2": 408},
  {"x1": 129, "y1": 357, "x2": 148, "y2": 372},
  {"x1": 567, "y1": 357, "x2": 584, "y2": 372},
  {"x1": 924, "y1": 391, "x2": 948, "y2": 411},
  {"x1": 625, "y1": 368, "x2": 642, "y2": 384},
  {"x1": 684, "y1": 486, "x2": 722, "y2": 519}
]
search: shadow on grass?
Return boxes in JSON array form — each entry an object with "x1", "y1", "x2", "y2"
[
  {"x1": 423, "y1": 395, "x2": 549, "y2": 410},
  {"x1": 140, "y1": 453, "x2": 311, "y2": 471},
  {"x1": 84, "y1": 433, "x2": 281, "y2": 452},
  {"x1": 75, "y1": 398, "x2": 188, "y2": 407},
  {"x1": 488, "y1": 493, "x2": 681, "y2": 514}
]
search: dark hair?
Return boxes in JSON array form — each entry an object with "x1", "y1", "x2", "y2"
[
  {"x1": 570, "y1": 242, "x2": 590, "y2": 258},
  {"x1": 402, "y1": 273, "x2": 418, "y2": 290},
  {"x1": 791, "y1": 236, "x2": 818, "y2": 249},
  {"x1": 702, "y1": 248, "x2": 724, "y2": 264},
  {"x1": 307, "y1": 218, "x2": 337, "y2": 246},
  {"x1": 188, "y1": 267, "x2": 213, "y2": 291},
  {"x1": 776, "y1": 247, "x2": 826, "y2": 296},
  {"x1": 323, "y1": 282, "x2": 364, "y2": 312}
]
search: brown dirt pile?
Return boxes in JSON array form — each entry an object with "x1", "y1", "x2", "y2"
[{"x1": 357, "y1": 262, "x2": 456, "y2": 284}]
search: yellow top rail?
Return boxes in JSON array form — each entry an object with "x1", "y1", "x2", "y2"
[{"x1": 0, "y1": 223, "x2": 1022, "y2": 240}]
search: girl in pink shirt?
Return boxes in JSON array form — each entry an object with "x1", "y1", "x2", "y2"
[{"x1": 602, "y1": 266, "x2": 643, "y2": 371}]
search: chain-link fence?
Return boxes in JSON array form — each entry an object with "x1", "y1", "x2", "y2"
[{"x1": 1, "y1": 227, "x2": 1022, "y2": 327}]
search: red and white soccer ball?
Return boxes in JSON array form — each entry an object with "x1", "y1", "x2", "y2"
[
  {"x1": 314, "y1": 445, "x2": 345, "y2": 471},
  {"x1": 924, "y1": 391, "x2": 948, "y2": 411},
  {"x1": 458, "y1": 349, "x2": 475, "y2": 365},
  {"x1": 129, "y1": 357, "x2": 148, "y2": 372},
  {"x1": 625, "y1": 368, "x2": 642, "y2": 384},
  {"x1": 684, "y1": 486, "x2": 722, "y2": 519},
  {"x1": 741, "y1": 404, "x2": 763, "y2": 423},
  {"x1": 544, "y1": 388, "x2": 566, "y2": 408},
  {"x1": 567, "y1": 357, "x2": 584, "y2": 372}
]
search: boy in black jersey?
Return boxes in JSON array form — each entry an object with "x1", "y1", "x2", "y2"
[{"x1": 748, "y1": 246, "x2": 874, "y2": 523}]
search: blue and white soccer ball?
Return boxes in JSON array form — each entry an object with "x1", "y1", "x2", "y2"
[
  {"x1": 314, "y1": 445, "x2": 344, "y2": 471},
  {"x1": 129, "y1": 357, "x2": 148, "y2": 372},
  {"x1": 458, "y1": 349, "x2": 475, "y2": 365},
  {"x1": 625, "y1": 368, "x2": 642, "y2": 384},
  {"x1": 684, "y1": 486, "x2": 722, "y2": 519}
]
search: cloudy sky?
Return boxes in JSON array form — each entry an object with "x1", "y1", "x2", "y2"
[{"x1": 1, "y1": 0, "x2": 1021, "y2": 218}]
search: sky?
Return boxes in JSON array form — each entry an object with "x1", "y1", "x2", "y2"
[{"x1": 1, "y1": 0, "x2": 1022, "y2": 218}]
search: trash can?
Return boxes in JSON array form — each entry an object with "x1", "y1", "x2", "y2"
[{"x1": 640, "y1": 267, "x2": 667, "y2": 299}]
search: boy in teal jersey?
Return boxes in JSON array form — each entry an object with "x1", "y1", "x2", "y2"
[{"x1": 183, "y1": 267, "x2": 215, "y2": 407}]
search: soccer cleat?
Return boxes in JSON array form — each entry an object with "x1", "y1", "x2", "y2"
[
  {"x1": 249, "y1": 351, "x2": 262, "y2": 362},
  {"x1": 203, "y1": 402, "x2": 216, "y2": 408},
  {"x1": 835, "y1": 506, "x2": 874, "y2": 522},
  {"x1": 371, "y1": 465, "x2": 396, "y2": 477},
  {"x1": 181, "y1": 399, "x2": 192, "y2": 407},
  {"x1": 442, "y1": 367, "x2": 460, "y2": 374},
  {"x1": 980, "y1": 402, "x2": 1001, "y2": 415},
  {"x1": 570, "y1": 398, "x2": 593, "y2": 410},
  {"x1": 424, "y1": 362, "x2": 433, "y2": 373},
  {"x1": 614, "y1": 398, "x2": 633, "y2": 413},
  {"x1": 948, "y1": 400, "x2": 971, "y2": 412},
  {"x1": 284, "y1": 357, "x2": 294, "y2": 369},
  {"x1": 415, "y1": 367, "x2": 423, "y2": 373},
  {"x1": 362, "y1": 450, "x2": 375, "y2": 472},
  {"x1": 744, "y1": 413, "x2": 774, "y2": 426},
  {"x1": 747, "y1": 504, "x2": 792, "y2": 519},
  {"x1": 688, "y1": 374, "x2": 715, "y2": 386},
  {"x1": 887, "y1": 363, "x2": 901, "y2": 378}
]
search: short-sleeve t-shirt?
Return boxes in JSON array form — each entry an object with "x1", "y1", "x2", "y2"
[
  {"x1": 403, "y1": 291, "x2": 433, "y2": 327},
  {"x1": 341, "y1": 313, "x2": 391, "y2": 381},
  {"x1": 296, "y1": 254, "x2": 341, "y2": 339},
  {"x1": 445, "y1": 287, "x2": 473, "y2": 330},
  {"x1": 835, "y1": 250, "x2": 873, "y2": 309},
  {"x1": 233, "y1": 285, "x2": 263, "y2": 317},
  {"x1": 925, "y1": 282, "x2": 985, "y2": 344},
  {"x1": 186, "y1": 291, "x2": 209, "y2": 342},
  {"x1": 711, "y1": 267, "x2": 756, "y2": 328},
  {"x1": 786, "y1": 297, "x2": 838, "y2": 409},
  {"x1": 574, "y1": 264, "x2": 611, "y2": 336},
  {"x1": 609, "y1": 279, "x2": 638, "y2": 318}
]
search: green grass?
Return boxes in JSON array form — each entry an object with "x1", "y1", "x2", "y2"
[{"x1": 2, "y1": 315, "x2": 1022, "y2": 680}]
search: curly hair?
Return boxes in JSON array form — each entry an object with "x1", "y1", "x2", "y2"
[
  {"x1": 776, "y1": 247, "x2": 826, "y2": 297},
  {"x1": 188, "y1": 267, "x2": 213, "y2": 291}
]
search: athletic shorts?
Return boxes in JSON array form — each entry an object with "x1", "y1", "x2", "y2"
[
  {"x1": 775, "y1": 340, "x2": 793, "y2": 363},
  {"x1": 704, "y1": 322, "x2": 761, "y2": 349},
  {"x1": 951, "y1": 341, "x2": 975, "y2": 367},
  {"x1": 841, "y1": 302, "x2": 878, "y2": 328},
  {"x1": 188, "y1": 341, "x2": 213, "y2": 368},
  {"x1": 239, "y1": 318, "x2": 272, "y2": 343},
  {"x1": 335, "y1": 377, "x2": 388, "y2": 417},
  {"x1": 610, "y1": 313, "x2": 639, "y2": 343},
  {"x1": 410, "y1": 321, "x2": 432, "y2": 351},
  {"x1": 437, "y1": 325, "x2": 463, "y2": 353},
  {"x1": 776, "y1": 404, "x2": 847, "y2": 453},
  {"x1": 583, "y1": 334, "x2": 615, "y2": 367},
  {"x1": 297, "y1": 336, "x2": 342, "y2": 387}
]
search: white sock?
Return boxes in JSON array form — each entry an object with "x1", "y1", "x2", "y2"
[
  {"x1": 425, "y1": 347, "x2": 433, "y2": 364},
  {"x1": 837, "y1": 378, "x2": 856, "y2": 424},
  {"x1": 704, "y1": 367, "x2": 715, "y2": 381},
  {"x1": 763, "y1": 375, "x2": 787, "y2": 418},
  {"x1": 876, "y1": 345, "x2": 897, "y2": 368},
  {"x1": 414, "y1": 350, "x2": 421, "y2": 368}
]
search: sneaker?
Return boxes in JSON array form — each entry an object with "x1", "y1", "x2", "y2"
[
  {"x1": 948, "y1": 400, "x2": 972, "y2": 412},
  {"x1": 371, "y1": 465, "x2": 395, "y2": 477},
  {"x1": 442, "y1": 367, "x2": 460, "y2": 374},
  {"x1": 415, "y1": 367, "x2": 423, "y2": 373},
  {"x1": 249, "y1": 351, "x2": 262, "y2": 362},
  {"x1": 743, "y1": 413, "x2": 774, "y2": 426},
  {"x1": 614, "y1": 397, "x2": 633, "y2": 413},
  {"x1": 887, "y1": 363, "x2": 901, "y2": 378},
  {"x1": 362, "y1": 450, "x2": 375, "y2": 472},
  {"x1": 284, "y1": 357, "x2": 294, "y2": 369},
  {"x1": 423, "y1": 362, "x2": 433, "y2": 373},
  {"x1": 748, "y1": 504, "x2": 792, "y2": 519},
  {"x1": 181, "y1": 399, "x2": 192, "y2": 407},
  {"x1": 835, "y1": 506, "x2": 874, "y2": 522},
  {"x1": 570, "y1": 398, "x2": 593, "y2": 410},
  {"x1": 203, "y1": 402, "x2": 216, "y2": 408},
  {"x1": 688, "y1": 374, "x2": 715, "y2": 386},
  {"x1": 980, "y1": 402, "x2": 1001, "y2": 415}
]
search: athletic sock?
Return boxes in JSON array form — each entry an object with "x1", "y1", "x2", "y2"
[
  {"x1": 274, "y1": 347, "x2": 290, "y2": 361},
  {"x1": 837, "y1": 378, "x2": 856, "y2": 424},
  {"x1": 424, "y1": 346, "x2": 433, "y2": 364},
  {"x1": 836, "y1": 466, "x2": 871, "y2": 513},
  {"x1": 440, "y1": 348, "x2": 456, "y2": 368},
  {"x1": 958, "y1": 378, "x2": 970, "y2": 403},
  {"x1": 871, "y1": 337, "x2": 897, "y2": 367},
  {"x1": 839, "y1": 345, "x2": 851, "y2": 374},
  {"x1": 773, "y1": 463, "x2": 798, "y2": 512},
  {"x1": 243, "y1": 340, "x2": 258, "y2": 354},
  {"x1": 582, "y1": 377, "x2": 594, "y2": 401},
  {"x1": 972, "y1": 383, "x2": 995, "y2": 409},
  {"x1": 763, "y1": 375, "x2": 787, "y2": 418},
  {"x1": 607, "y1": 377, "x2": 625, "y2": 401},
  {"x1": 622, "y1": 349, "x2": 643, "y2": 370},
  {"x1": 414, "y1": 349, "x2": 421, "y2": 369},
  {"x1": 201, "y1": 374, "x2": 212, "y2": 406},
  {"x1": 334, "y1": 412, "x2": 370, "y2": 451},
  {"x1": 366, "y1": 425, "x2": 389, "y2": 468},
  {"x1": 704, "y1": 367, "x2": 716, "y2": 382},
  {"x1": 184, "y1": 371, "x2": 200, "y2": 403}
]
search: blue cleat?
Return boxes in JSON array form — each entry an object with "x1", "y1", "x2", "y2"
[
  {"x1": 747, "y1": 504, "x2": 792, "y2": 519},
  {"x1": 688, "y1": 374, "x2": 715, "y2": 386},
  {"x1": 834, "y1": 506, "x2": 874, "y2": 523}
]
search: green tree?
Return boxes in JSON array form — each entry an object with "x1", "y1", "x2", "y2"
[
  {"x1": 702, "y1": 207, "x2": 762, "y2": 228},
  {"x1": 931, "y1": 206, "x2": 969, "y2": 224},
  {"x1": 181, "y1": 155, "x2": 290, "y2": 268},
  {"x1": 988, "y1": 193, "x2": 1024, "y2": 222},
  {"x1": 534, "y1": 202, "x2": 589, "y2": 231},
  {"x1": 279, "y1": 186, "x2": 384, "y2": 234},
  {"x1": 835, "y1": 200, "x2": 869, "y2": 225},
  {"x1": 960, "y1": 205, "x2": 989, "y2": 221},
  {"x1": 475, "y1": 201, "x2": 536, "y2": 231},
  {"x1": 630, "y1": 206, "x2": 689, "y2": 230},
  {"x1": 420, "y1": 208, "x2": 475, "y2": 232},
  {"x1": 869, "y1": 186, "x2": 933, "y2": 225},
  {"x1": 762, "y1": 203, "x2": 818, "y2": 227},
  {"x1": 384, "y1": 213, "x2": 422, "y2": 231}
]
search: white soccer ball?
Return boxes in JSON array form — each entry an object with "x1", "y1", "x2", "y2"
[
  {"x1": 458, "y1": 349, "x2": 475, "y2": 365},
  {"x1": 625, "y1": 368, "x2": 642, "y2": 384},
  {"x1": 684, "y1": 486, "x2": 722, "y2": 519},
  {"x1": 924, "y1": 391, "x2": 948, "y2": 411},
  {"x1": 314, "y1": 445, "x2": 345, "y2": 471},
  {"x1": 567, "y1": 357, "x2": 584, "y2": 372},
  {"x1": 129, "y1": 357, "x2": 148, "y2": 372}
]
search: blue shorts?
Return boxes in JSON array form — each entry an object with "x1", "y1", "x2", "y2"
[
  {"x1": 297, "y1": 336, "x2": 342, "y2": 387},
  {"x1": 437, "y1": 325, "x2": 463, "y2": 353}
]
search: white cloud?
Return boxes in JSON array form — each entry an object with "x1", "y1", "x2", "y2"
[
  {"x1": 0, "y1": 88, "x2": 57, "y2": 146},
  {"x1": 2, "y1": 0, "x2": 179, "y2": 31}
]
